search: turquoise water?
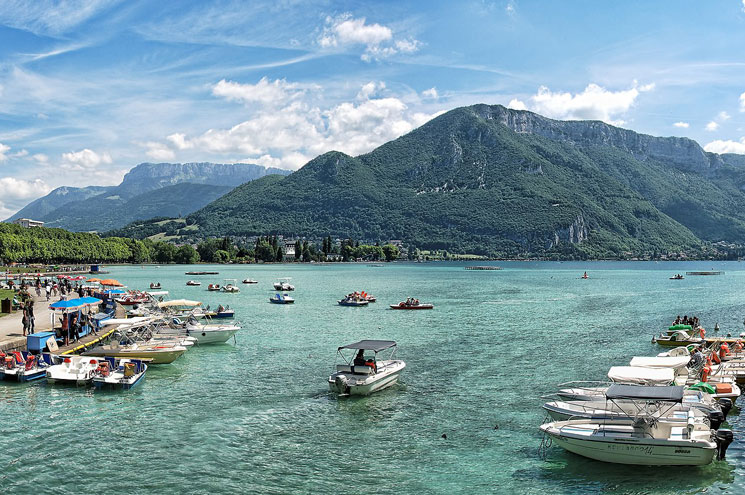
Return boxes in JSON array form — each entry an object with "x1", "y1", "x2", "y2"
[{"x1": 2, "y1": 261, "x2": 744, "y2": 493}]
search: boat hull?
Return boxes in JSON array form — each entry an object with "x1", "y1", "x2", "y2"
[
  {"x1": 542, "y1": 426, "x2": 716, "y2": 466},
  {"x1": 93, "y1": 372, "x2": 146, "y2": 390},
  {"x1": 83, "y1": 348, "x2": 185, "y2": 364},
  {"x1": 389, "y1": 304, "x2": 433, "y2": 310},
  {"x1": 328, "y1": 361, "x2": 405, "y2": 396},
  {"x1": 187, "y1": 327, "x2": 239, "y2": 344}
]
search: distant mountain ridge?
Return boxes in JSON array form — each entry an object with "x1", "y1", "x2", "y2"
[
  {"x1": 8, "y1": 162, "x2": 289, "y2": 231},
  {"x1": 174, "y1": 104, "x2": 745, "y2": 257}
]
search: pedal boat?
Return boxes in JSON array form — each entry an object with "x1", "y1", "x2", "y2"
[
  {"x1": 46, "y1": 356, "x2": 102, "y2": 385},
  {"x1": 92, "y1": 357, "x2": 148, "y2": 390},
  {"x1": 270, "y1": 293, "x2": 294, "y2": 304},
  {"x1": 273, "y1": 278, "x2": 295, "y2": 291},
  {"x1": 0, "y1": 351, "x2": 54, "y2": 382},
  {"x1": 328, "y1": 340, "x2": 405, "y2": 396}
]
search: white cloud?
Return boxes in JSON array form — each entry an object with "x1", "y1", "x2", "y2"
[
  {"x1": 515, "y1": 82, "x2": 653, "y2": 125},
  {"x1": 0, "y1": 177, "x2": 52, "y2": 218},
  {"x1": 32, "y1": 153, "x2": 48, "y2": 164},
  {"x1": 704, "y1": 138, "x2": 745, "y2": 154},
  {"x1": 719, "y1": 111, "x2": 731, "y2": 121},
  {"x1": 357, "y1": 81, "x2": 385, "y2": 100},
  {"x1": 421, "y1": 87, "x2": 438, "y2": 99},
  {"x1": 706, "y1": 121, "x2": 719, "y2": 131},
  {"x1": 211, "y1": 77, "x2": 304, "y2": 107},
  {"x1": 742, "y1": 0, "x2": 745, "y2": 13},
  {"x1": 142, "y1": 142, "x2": 175, "y2": 161},
  {"x1": 318, "y1": 14, "x2": 420, "y2": 61},
  {"x1": 147, "y1": 80, "x2": 439, "y2": 170},
  {"x1": 61, "y1": 148, "x2": 112, "y2": 170},
  {"x1": 166, "y1": 133, "x2": 194, "y2": 150},
  {"x1": 507, "y1": 98, "x2": 527, "y2": 110},
  {"x1": 506, "y1": 2, "x2": 516, "y2": 15},
  {"x1": 673, "y1": 122, "x2": 689, "y2": 128},
  {"x1": 740, "y1": 91, "x2": 745, "y2": 112},
  {"x1": 11, "y1": 149, "x2": 28, "y2": 157},
  {"x1": 0, "y1": 143, "x2": 10, "y2": 161}
]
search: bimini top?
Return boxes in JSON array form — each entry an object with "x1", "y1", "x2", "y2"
[
  {"x1": 607, "y1": 366, "x2": 674, "y2": 386},
  {"x1": 629, "y1": 356, "x2": 690, "y2": 370},
  {"x1": 339, "y1": 340, "x2": 397, "y2": 352},
  {"x1": 158, "y1": 299, "x2": 202, "y2": 308},
  {"x1": 606, "y1": 384, "x2": 684, "y2": 402}
]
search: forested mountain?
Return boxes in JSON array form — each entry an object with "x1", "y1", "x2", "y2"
[
  {"x1": 123, "y1": 105, "x2": 745, "y2": 257},
  {"x1": 8, "y1": 162, "x2": 289, "y2": 232}
]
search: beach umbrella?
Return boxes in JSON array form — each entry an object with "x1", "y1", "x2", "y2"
[
  {"x1": 87, "y1": 278, "x2": 102, "y2": 283},
  {"x1": 72, "y1": 275, "x2": 87, "y2": 281},
  {"x1": 100, "y1": 279, "x2": 123, "y2": 286},
  {"x1": 49, "y1": 300, "x2": 85, "y2": 311}
]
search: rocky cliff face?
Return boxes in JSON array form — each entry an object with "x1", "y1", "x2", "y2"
[
  {"x1": 118, "y1": 162, "x2": 290, "y2": 195},
  {"x1": 470, "y1": 104, "x2": 724, "y2": 174}
]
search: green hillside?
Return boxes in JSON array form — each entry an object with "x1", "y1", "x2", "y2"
[{"x1": 180, "y1": 106, "x2": 722, "y2": 257}]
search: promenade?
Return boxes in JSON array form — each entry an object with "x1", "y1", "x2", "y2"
[{"x1": 0, "y1": 291, "x2": 56, "y2": 351}]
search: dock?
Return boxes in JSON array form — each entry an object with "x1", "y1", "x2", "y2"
[
  {"x1": 185, "y1": 271, "x2": 219, "y2": 275},
  {"x1": 465, "y1": 266, "x2": 502, "y2": 270},
  {"x1": 685, "y1": 271, "x2": 724, "y2": 276}
]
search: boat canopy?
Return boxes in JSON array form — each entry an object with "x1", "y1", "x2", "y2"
[
  {"x1": 629, "y1": 356, "x2": 690, "y2": 369},
  {"x1": 146, "y1": 290, "x2": 169, "y2": 296},
  {"x1": 606, "y1": 384, "x2": 684, "y2": 402},
  {"x1": 607, "y1": 366, "x2": 674, "y2": 386},
  {"x1": 158, "y1": 299, "x2": 202, "y2": 308},
  {"x1": 101, "y1": 317, "x2": 153, "y2": 326},
  {"x1": 339, "y1": 340, "x2": 397, "y2": 352},
  {"x1": 49, "y1": 296, "x2": 102, "y2": 311}
]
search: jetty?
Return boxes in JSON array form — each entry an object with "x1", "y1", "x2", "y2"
[
  {"x1": 465, "y1": 266, "x2": 502, "y2": 270},
  {"x1": 185, "y1": 271, "x2": 219, "y2": 275},
  {"x1": 685, "y1": 271, "x2": 724, "y2": 276}
]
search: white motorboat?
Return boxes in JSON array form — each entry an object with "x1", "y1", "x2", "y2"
[
  {"x1": 242, "y1": 278, "x2": 258, "y2": 284},
  {"x1": 328, "y1": 340, "x2": 405, "y2": 396},
  {"x1": 544, "y1": 384, "x2": 725, "y2": 429},
  {"x1": 273, "y1": 278, "x2": 295, "y2": 291},
  {"x1": 221, "y1": 279, "x2": 240, "y2": 293},
  {"x1": 540, "y1": 384, "x2": 734, "y2": 465},
  {"x1": 46, "y1": 355, "x2": 102, "y2": 385},
  {"x1": 92, "y1": 357, "x2": 148, "y2": 390},
  {"x1": 186, "y1": 280, "x2": 201, "y2": 286},
  {"x1": 269, "y1": 293, "x2": 294, "y2": 304},
  {"x1": 155, "y1": 317, "x2": 240, "y2": 344},
  {"x1": 1, "y1": 351, "x2": 53, "y2": 382}
]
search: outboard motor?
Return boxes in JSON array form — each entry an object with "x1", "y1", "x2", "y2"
[
  {"x1": 718, "y1": 398, "x2": 733, "y2": 419},
  {"x1": 708, "y1": 410, "x2": 724, "y2": 430},
  {"x1": 715, "y1": 429, "x2": 734, "y2": 460},
  {"x1": 334, "y1": 375, "x2": 350, "y2": 395}
]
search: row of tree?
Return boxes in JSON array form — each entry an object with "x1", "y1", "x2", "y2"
[{"x1": 0, "y1": 224, "x2": 402, "y2": 265}]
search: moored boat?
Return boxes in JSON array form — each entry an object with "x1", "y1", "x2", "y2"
[
  {"x1": 91, "y1": 357, "x2": 148, "y2": 390},
  {"x1": 242, "y1": 278, "x2": 258, "y2": 284},
  {"x1": 46, "y1": 356, "x2": 102, "y2": 385},
  {"x1": 186, "y1": 280, "x2": 201, "y2": 286},
  {"x1": 221, "y1": 279, "x2": 240, "y2": 293},
  {"x1": 0, "y1": 351, "x2": 54, "y2": 382},
  {"x1": 207, "y1": 283, "x2": 221, "y2": 291},
  {"x1": 82, "y1": 340, "x2": 187, "y2": 364},
  {"x1": 273, "y1": 278, "x2": 295, "y2": 291},
  {"x1": 328, "y1": 340, "x2": 405, "y2": 396}
]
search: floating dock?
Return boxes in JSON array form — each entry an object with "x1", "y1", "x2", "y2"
[
  {"x1": 465, "y1": 266, "x2": 502, "y2": 270},
  {"x1": 685, "y1": 271, "x2": 724, "y2": 276},
  {"x1": 185, "y1": 271, "x2": 219, "y2": 275}
]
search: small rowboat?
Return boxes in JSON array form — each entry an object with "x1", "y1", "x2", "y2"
[{"x1": 390, "y1": 301, "x2": 434, "y2": 310}]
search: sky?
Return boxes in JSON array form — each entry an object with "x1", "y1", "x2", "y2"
[{"x1": 1, "y1": 0, "x2": 745, "y2": 217}]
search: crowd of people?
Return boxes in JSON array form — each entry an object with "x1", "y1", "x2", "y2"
[{"x1": 673, "y1": 314, "x2": 700, "y2": 328}]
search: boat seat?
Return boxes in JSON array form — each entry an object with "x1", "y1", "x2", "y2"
[
  {"x1": 352, "y1": 366, "x2": 373, "y2": 375},
  {"x1": 336, "y1": 365, "x2": 353, "y2": 373},
  {"x1": 669, "y1": 426, "x2": 687, "y2": 440}
]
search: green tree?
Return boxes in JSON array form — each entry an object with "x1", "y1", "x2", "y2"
[
  {"x1": 294, "y1": 240, "x2": 301, "y2": 260},
  {"x1": 382, "y1": 244, "x2": 400, "y2": 261},
  {"x1": 275, "y1": 245, "x2": 284, "y2": 262},
  {"x1": 175, "y1": 244, "x2": 200, "y2": 264},
  {"x1": 213, "y1": 249, "x2": 231, "y2": 263}
]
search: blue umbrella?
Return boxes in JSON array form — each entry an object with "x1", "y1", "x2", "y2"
[{"x1": 49, "y1": 300, "x2": 84, "y2": 310}]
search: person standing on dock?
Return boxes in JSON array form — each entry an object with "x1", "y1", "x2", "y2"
[
  {"x1": 27, "y1": 302, "x2": 35, "y2": 333},
  {"x1": 62, "y1": 313, "x2": 69, "y2": 346},
  {"x1": 21, "y1": 305, "x2": 29, "y2": 337}
]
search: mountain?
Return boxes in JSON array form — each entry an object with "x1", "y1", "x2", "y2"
[
  {"x1": 12, "y1": 162, "x2": 289, "y2": 232},
  {"x1": 8, "y1": 185, "x2": 112, "y2": 221}
]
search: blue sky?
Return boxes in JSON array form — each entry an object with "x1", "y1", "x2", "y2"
[{"x1": 1, "y1": 0, "x2": 745, "y2": 216}]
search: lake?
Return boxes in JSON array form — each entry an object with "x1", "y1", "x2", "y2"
[{"x1": 1, "y1": 261, "x2": 743, "y2": 494}]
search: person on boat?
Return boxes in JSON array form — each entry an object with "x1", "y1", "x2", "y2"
[
  {"x1": 217, "y1": 304, "x2": 225, "y2": 313},
  {"x1": 61, "y1": 313, "x2": 69, "y2": 346},
  {"x1": 689, "y1": 346, "x2": 704, "y2": 368},
  {"x1": 364, "y1": 357, "x2": 377, "y2": 372},
  {"x1": 673, "y1": 315, "x2": 681, "y2": 325},
  {"x1": 582, "y1": 271, "x2": 588, "y2": 279},
  {"x1": 353, "y1": 349, "x2": 366, "y2": 367}
]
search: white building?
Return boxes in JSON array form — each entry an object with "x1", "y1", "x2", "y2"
[{"x1": 13, "y1": 218, "x2": 44, "y2": 228}]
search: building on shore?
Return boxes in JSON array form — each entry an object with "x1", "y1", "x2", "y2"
[{"x1": 13, "y1": 218, "x2": 44, "y2": 228}]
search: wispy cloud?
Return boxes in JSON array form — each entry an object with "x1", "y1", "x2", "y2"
[
  {"x1": 673, "y1": 122, "x2": 689, "y2": 128},
  {"x1": 318, "y1": 13, "x2": 421, "y2": 61},
  {"x1": 0, "y1": 0, "x2": 120, "y2": 37}
]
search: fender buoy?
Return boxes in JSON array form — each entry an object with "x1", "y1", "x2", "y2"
[{"x1": 702, "y1": 365, "x2": 711, "y2": 382}]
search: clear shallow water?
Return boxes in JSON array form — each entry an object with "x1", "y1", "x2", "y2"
[{"x1": 2, "y1": 261, "x2": 745, "y2": 493}]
